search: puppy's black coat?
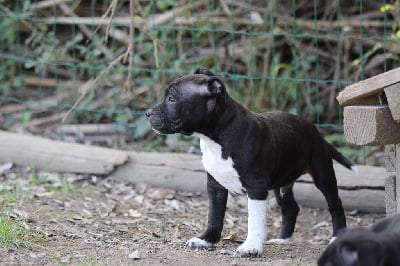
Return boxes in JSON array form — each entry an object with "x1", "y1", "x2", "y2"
[
  {"x1": 318, "y1": 214, "x2": 400, "y2": 266},
  {"x1": 146, "y1": 67, "x2": 355, "y2": 257}
]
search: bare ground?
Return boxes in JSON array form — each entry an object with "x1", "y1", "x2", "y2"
[{"x1": 0, "y1": 166, "x2": 385, "y2": 266}]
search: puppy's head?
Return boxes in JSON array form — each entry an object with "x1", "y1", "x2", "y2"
[
  {"x1": 146, "y1": 67, "x2": 227, "y2": 135},
  {"x1": 318, "y1": 228, "x2": 385, "y2": 266}
]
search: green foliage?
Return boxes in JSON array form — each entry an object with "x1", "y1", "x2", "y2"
[
  {"x1": 0, "y1": 184, "x2": 24, "y2": 209},
  {"x1": 156, "y1": 0, "x2": 176, "y2": 12},
  {"x1": 0, "y1": 210, "x2": 46, "y2": 253},
  {"x1": 1, "y1": 0, "x2": 398, "y2": 164},
  {"x1": 380, "y1": 3, "x2": 394, "y2": 12},
  {"x1": 0, "y1": 179, "x2": 46, "y2": 254}
]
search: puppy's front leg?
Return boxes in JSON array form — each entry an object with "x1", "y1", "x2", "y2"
[
  {"x1": 236, "y1": 197, "x2": 267, "y2": 257},
  {"x1": 186, "y1": 173, "x2": 228, "y2": 249}
]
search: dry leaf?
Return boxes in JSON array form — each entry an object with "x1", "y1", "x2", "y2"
[
  {"x1": 174, "y1": 224, "x2": 186, "y2": 239},
  {"x1": 223, "y1": 232, "x2": 238, "y2": 241},
  {"x1": 35, "y1": 191, "x2": 55, "y2": 197},
  {"x1": 148, "y1": 188, "x2": 175, "y2": 200},
  {"x1": 128, "y1": 208, "x2": 141, "y2": 218}
]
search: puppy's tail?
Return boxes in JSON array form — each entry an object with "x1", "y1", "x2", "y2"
[{"x1": 329, "y1": 144, "x2": 359, "y2": 174}]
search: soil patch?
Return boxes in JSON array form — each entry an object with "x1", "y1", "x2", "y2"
[{"x1": 0, "y1": 166, "x2": 385, "y2": 265}]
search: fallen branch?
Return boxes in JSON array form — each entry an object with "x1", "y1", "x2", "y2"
[
  {"x1": 24, "y1": 76, "x2": 83, "y2": 90},
  {"x1": 0, "y1": 130, "x2": 128, "y2": 175},
  {"x1": 29, "y1": 0, "x2": 73, "y2": 11},
  {"x1": 39, "y1": 14, "x2": 387, "y2": 30},
  {"x1": 0, "y1": 131, "x2": 386, "y2": 212}
]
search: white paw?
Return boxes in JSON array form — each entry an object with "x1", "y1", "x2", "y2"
[
  {"x1": 267, "y1": 238, "x2": 290, "y2": 244},
  {"x1": 235, "y1": 240, "x2": 263, "y2": 257},
  {"x1": 186, "y1": 237, "x2": 214, "y2": 249},
  {"x1": 329, "y1": 236, "x2": 337, "y2": 244}
]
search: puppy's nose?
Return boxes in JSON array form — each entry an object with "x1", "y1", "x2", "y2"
[{"x1": 145, "y1": 109, "x2": 153, "y2": 118}]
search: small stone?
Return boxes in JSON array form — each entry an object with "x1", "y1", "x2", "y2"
[
  {"x1": 349, "y1": 209, "x2": 359, "y2": 216},
  {"x1": 0, "y1": 162, "x2": 13, "y2": 175},
  {"x1": 128, "y1": 208, "x2": 142, "y2": 218},
  {"x1": 128, "y1": 250, "x2": 141, "y2": 260},
  {"x1": 135, "y1": 183, "x2": 147, "y2": 194},
  {"x1": 220, "y1": 249, "x2": 229, "y2": 255}
]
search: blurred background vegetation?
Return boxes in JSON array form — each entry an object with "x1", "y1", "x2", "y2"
[{"x1": 1, "y1": 0, "x2": 399, "y2": 165}]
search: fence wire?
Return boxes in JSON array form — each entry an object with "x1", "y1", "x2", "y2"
[{"x1": 0, "y1": 0, "x2": 397, "y2": 165}]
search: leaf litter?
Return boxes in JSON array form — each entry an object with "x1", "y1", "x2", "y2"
[{"x1": 0, "y1": 166, "x2": 385, "y2": 265}]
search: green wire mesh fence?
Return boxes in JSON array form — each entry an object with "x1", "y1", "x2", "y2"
[{"x1": 0, "y1": 0, "x2": 398, "y2": 165}]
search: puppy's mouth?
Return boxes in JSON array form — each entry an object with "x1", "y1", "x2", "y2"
[
  {"x1": 151, "y1": 127, "x2": 166, "y2": 135},
  {"x1": 147, "y1": 116, "x2": 176, "y2": 135},
  {"x1": 146, "y1": 109, "x2": 193, "y2": 135},
  {"x1": 150, "y1": 122, "x2": 193, "y2": 136},
  {"x1": 179, "y1": 129, "x2": 194, "y2": 136}
]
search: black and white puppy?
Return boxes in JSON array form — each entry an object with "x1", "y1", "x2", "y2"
[
  {"x1": 318, "y1": 214, "x2": 400, "y2": 266},
  {"x1": 146, "y1": 67, "x2": 357, "y2": 257}
]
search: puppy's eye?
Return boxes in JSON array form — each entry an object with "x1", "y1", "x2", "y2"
[{"x1": 167, "y1": 95, "x2": 176, "y2": 103}]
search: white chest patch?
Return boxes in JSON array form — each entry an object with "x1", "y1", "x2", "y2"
[{"x1": 194, "y1": 133, "x2": 245, "y2": 195}]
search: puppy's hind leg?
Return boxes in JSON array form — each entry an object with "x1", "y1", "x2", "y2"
[
  {"x1": 310, "y1": 154, "x2": 346, "y2": 239},
  {"x1": 268, "y1": 184, "x2": 299, "y2": 244}
]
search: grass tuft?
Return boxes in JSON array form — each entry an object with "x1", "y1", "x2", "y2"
[{"x1": 0, "y1": 210, "x2": 47, "y2": 253}]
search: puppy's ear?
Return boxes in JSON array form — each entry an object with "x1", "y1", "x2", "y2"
[
  {"x1": 194, "y1": 67, "x2": 216, "y2": 77},
  {"x1": 207, "y1": 77, "x2": 227, "y2": 104}
]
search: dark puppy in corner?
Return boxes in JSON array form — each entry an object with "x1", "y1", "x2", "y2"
[
  {"x1": 318, "y1": 214, "x2": 400, "y2": 266},
  {"x1": 146, "y1": 67, "x2": 357, "y2": 257}
]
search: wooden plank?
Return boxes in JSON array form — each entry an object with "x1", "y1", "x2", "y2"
[
  {"x1": 337, "y1": 95, "x2": 380, "y2": 106},
  {"x1": 384, "y1": 83, "x2": 400, "y2": 121},
  {"x1": 343, "y1": 106, "x2": 400, "y2": 145},
  {"x1": 337, "y1": 67, "x2": 400, "y2": 106}
]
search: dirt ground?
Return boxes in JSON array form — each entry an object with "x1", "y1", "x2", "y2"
[{"x1": 0, "y1": 166, "x2": 385, "y2": 266}]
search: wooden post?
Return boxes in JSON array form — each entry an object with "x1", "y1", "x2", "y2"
[
  {"x1": 384, "y1": 145, "x2": 396, "y2": 215},
  {"x1": 385, "y1": 175, "x2": 396, "y2": 215},
  {"x1": 338, "y1": 67, "x2": 400, "y2": 215},
  {"x1": 396, "y1": 144, "x2": 400, "y2": 214},
  {"x1": 384, "y1": 83, "x2": 400, "y2": 122}
]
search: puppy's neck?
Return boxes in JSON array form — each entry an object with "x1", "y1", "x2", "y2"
[{"x1": 195, "y1": 96, "x2": 250, "y2": 143}]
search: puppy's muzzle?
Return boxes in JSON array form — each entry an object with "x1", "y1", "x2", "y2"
[
  {"x1": 145, "y1": 108, "x2": 170, "y2": 134},
  {"x1": 145, "y1": 108, "x2": 154, "y2": 118},
  {"x1": 146, "y1": 109, "x2": 161, "y2": 130}
]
